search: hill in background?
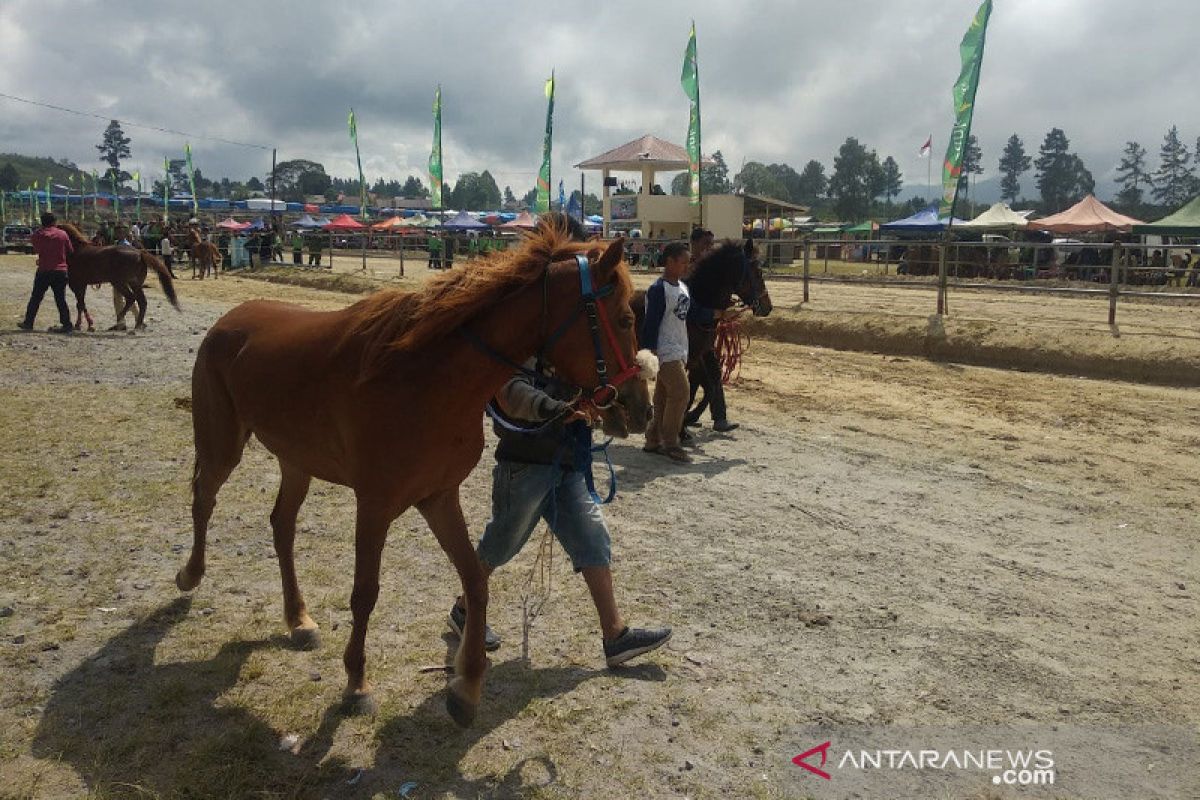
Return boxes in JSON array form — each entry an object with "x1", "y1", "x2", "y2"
[{"x1": 0, "y1": 153, "x2": 86, "y2": 190}]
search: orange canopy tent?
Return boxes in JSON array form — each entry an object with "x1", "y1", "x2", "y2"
[{"x1": 1030, "y1": 195, "x2": 1142, "y2": 233}]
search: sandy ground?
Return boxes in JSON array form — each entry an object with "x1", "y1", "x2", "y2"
[{"x1": 0, "y1": 254, "x2": 1197, "y2": 799}]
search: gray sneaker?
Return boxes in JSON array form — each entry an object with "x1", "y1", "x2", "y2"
[
  {"x1": 448, "y1": 602, "x2": 501, "y2": 652},
  {"x1": 604, "y1": 625, "x2": 672, "y2": 667}
]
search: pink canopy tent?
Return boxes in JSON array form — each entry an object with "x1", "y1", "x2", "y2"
[
  {"x1": 499, "y1": 210, "x2": 538, "y2": 229},
  {"x1": 371, "y1": 216, "x2": 405, "y2": 230},
  {"x1": 323, "y1": 213, "x2": 366, "y2": 231},
  {"x1": 1031, "y1": 195, "x2": 1143, "y2": 233},
  {"x1": 216, "y1": 217, "x2": 250, "y2": 230}
]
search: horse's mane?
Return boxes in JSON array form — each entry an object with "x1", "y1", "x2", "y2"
[
  {"x1": 686, "y1": 240, "x2": 747, "y2": 306},
  {"x1": 345, "y1": 222, "x2": 622, "y2": 376},
  {"x1": 58, "y1": 222, "x2": 91, "y2": 249}
]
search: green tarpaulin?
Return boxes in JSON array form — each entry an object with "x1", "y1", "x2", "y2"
[{"x1": 1133, "y1": 195, "x2": 1200, "y2": 235}]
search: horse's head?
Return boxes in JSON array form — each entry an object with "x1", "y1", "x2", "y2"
[
  {"x1": 542, "y1": 237, "x2": 651, "y2": 438},
  {"x1": 58, "y1": 222, "x2": 89, "y2": 251},
  {"x1": 736, "y1": 238, "x2": 773, "y2": 317}
]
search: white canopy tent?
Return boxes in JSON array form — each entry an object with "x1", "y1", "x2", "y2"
[{"x1": 959, "y1": 202, "x2": 1030, "y2": 230}]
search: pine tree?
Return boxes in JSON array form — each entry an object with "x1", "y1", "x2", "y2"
[
  {"x1": 796, "y1": 160, "x2": 828, "y2": 206},
  {"x1": 880, "y1": 156, "x2": 903, "y2": 207},
  {"x1": 96, "y1": 120, "x2": 132, "y2": 188},
  {"x1": 1035, "y1": 128, "x2": 1092, "y2": 211},
  {"x1": 998, "y1": 134, "x2": 1031, "y2": 204},
  {"x1": 1152, "y1": 125, "x2": 1194, "y2": 207},
  {"x1": 1114, "y1": 141, "x2": 1149, "y2": 211}
]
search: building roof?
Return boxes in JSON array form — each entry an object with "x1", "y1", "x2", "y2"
[
  {"x1": 739, "y1": 192, "x2": 809, "y2": 217},
  {"x1": 574, "y1": 134, "x2": 714, "y2": 172}
]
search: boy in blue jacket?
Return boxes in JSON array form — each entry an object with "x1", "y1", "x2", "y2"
[{"x1": 640, "y1": 242, "x2": 692, "y2": 463}]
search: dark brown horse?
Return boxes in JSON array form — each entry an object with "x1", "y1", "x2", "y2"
[
  {"x1": 59, "y1": 223, "x2": 180, "y2": 331},
  {"x1": 176, "y1": 224, "x2": 650, "y2": 726}
]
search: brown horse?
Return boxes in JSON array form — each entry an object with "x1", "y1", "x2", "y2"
[
  {"x1": 176, "y1": 224, "x2": 650, "y2": 725},
  {"x1": 59, "y1": 223, "x2": 180, "y2": 331},
  {"x1": 190, "y1": 232, "x2": 221, "y2": 280}
]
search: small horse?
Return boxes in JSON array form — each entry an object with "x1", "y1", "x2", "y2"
[
  {"x1": 190, "y1": 236, "x2": 221, "y2": 280},
  {"x1": 59, "y1": 223, "x2": 180, "y2": 331},
  {"x1": 176, "y1": 223, "x2": 650, "y2": 726}
]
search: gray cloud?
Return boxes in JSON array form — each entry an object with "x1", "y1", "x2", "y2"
[{"x1": 2, "y1": 0, "x2": 1198, "y2": 196}]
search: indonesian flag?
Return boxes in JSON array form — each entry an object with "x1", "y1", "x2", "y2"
[{"x1": 918, "y1": 135, "x2": 932, "y2": 157}]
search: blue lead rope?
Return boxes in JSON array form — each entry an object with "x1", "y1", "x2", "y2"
[{"x1": 483, "y1": 402, "x2": 619, "y2": 507}]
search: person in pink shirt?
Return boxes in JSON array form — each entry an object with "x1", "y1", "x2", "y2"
[{"x1": 18, "y1": 213, "x2": 74, "y2": 333}]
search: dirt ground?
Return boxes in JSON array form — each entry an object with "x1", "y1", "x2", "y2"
[{"x1": 0, "y1": 254, "x2": 1197, "y2": 799}]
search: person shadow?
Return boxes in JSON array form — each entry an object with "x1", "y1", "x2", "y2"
[{"x1": 32, "y1": 600, "x2": 667, "y2": 798}]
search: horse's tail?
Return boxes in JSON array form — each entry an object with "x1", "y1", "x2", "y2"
[{"x1": 140, "y1": 249, "x2": 181, "y2": 310}]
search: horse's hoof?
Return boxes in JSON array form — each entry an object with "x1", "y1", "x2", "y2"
[
  {"x1": 135, "y1": 324, "x2": 147, "y2": 331},
  {"x1": 108, "y1": 324, "x2": 126, "y2": 332},
  {"x1": 446, "y1": 686, "x2": 478, "y2": 728},
  {"x1": 175, "y1": 567, "x2": 202, "y2": 592},
  {"x1": 341, "y1": 691, "x2": 378, "y2": 716},
  {"x1": 289, "y1": 625, "x2": 321, "y2": 650}
]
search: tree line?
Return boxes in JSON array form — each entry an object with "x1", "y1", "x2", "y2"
[{"x1": 8, "y1": 119, "x2": 1199, "y2": 220}]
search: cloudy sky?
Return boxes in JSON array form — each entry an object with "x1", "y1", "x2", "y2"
[{"x1": 2, "y1": 0, "x2": 1198, "y2": 197}]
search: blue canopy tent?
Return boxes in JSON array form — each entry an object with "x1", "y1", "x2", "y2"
[
  {"x1": 292, "y1": 214, "x2": 324, "y2": 228},
  {"x1": 244, "y1": 217, "x2": 268, "y2": 231},
  {"x1": 442, "y1": 210, "x2": 489, "y2": 231},
  {"x1": 881, "y1": 205, "x2": 968, "y2": 232}
]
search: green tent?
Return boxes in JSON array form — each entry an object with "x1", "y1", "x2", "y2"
[
  {"x1": 1133, "y1": 195, "x2": 1200, "y2": 235},
  {"x1": 842, "y1": 220, "x2": 878, "y2": 235}
]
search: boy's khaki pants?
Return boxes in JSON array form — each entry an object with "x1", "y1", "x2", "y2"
[{"x1": 646, "y1": 358, "x2": 689, "y2": 450}]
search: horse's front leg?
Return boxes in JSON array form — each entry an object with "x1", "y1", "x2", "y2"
[
  {"x1": 417, "y1": 486, "x2": 487, "y2": 727},
  {"x1": 341, "y1": 496, "x2": 395, "y2": 716}
]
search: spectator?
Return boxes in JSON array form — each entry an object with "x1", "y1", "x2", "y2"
[
  {"x1": 160, "y1": 233, "x2": 176, "y2": 278},
  {"x1": 641, "y1": 241, "x2": 693, "y2": 463},
  {"x1": 18, "y1": 212, "x2": 73, "y2": 333},
  {"x1": 291, "y1": 229, "x2": 304, "y2": 265}
]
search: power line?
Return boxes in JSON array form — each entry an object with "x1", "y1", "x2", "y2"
[{"x1": 0, "y1": 91, "x2": 271, "y2": 151}]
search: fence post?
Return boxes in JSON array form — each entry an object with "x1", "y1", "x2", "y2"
[
  {"x1": 399, "y1": 235, "x2": 405, "y2": 278},
  {"x1": 1109, "y1": 241, "x2": 1121, "y2": 325},
  {"x1": 802, "y1": 236, "x2": 810, "y2": 304},
  {"x1": 937, "y1": 236, "x2": 948, "y2": 315}
]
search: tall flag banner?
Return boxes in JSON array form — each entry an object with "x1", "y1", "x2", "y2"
[
  {"x1": 184, "y1": 143, "x2": 198, "y2": 217},
  {"x1": 32, "y1": 182, "x2": 39, "y2": 219},
  {"x1": 348, "y1": 108, "x2": 367, "y2": 219},
  {"x1": 91, "y1": 170, "x2": 99, "y2": 223},
  {"x1": 939, "y1": 0, "x2": 993, "y2": 220},
  {"x1": 163, "y1": 157, "x2": 170, "y2": 219},
  {"x1": 919, "y1": 136, "x2": 932, "y2": 157},
  {"x1": 112, "y1": 172, "x2": 120, "y2": 219},
  {"x1": 558, "y1": 179, "x2": 565, "y2": 212},
  {"x1": 46, "y1": 176, "x2": 51, "y2": 215},
  {"x1": 535, "y1": 72, "x2": 555, "y2": 214},
  {"x1": 134, "y1": 171, "x2": 141, "y2": 219},
  {"x1": 429, "y1": 87, "x2": 443, "y2": 210},
  {"x1": 1, "y1": 187, "x2": 5, "y2": 222},
  {"x1": 680, "y1": 21, "x2": 702, "y2": 207}
]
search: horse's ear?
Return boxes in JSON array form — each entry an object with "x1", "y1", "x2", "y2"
[{"x1": 593, "y1": 237, "x2": 625, "y2": 281}]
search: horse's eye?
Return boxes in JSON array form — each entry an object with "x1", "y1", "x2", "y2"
[{"x1": 619, "y1": 316, "x2": 634, "y2": 329}]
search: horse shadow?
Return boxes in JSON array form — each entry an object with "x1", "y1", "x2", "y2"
[
  {"x1": 32, "y1": 598, "x2": 666, "y2": 798},
  {"x1": 30, "y1": 598, "x2": 316, "y2": 798},
  {"x1": 609, "y1": 442, "x2": 747, "y2": 493}
]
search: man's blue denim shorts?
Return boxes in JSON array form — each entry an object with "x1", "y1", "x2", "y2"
[{"x1": 477, "y1": 461, "x2": 612, "y2": 572}]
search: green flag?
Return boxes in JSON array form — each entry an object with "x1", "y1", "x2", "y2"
[
  {"x1": 535, "y1": 73, "x2": 555, "y2": 214},
  {"x1": 32, "y1": 182, "x2": 39, "y2": 219},
  {"x1": 429, "y1": 86, "x2": 443, "y2": 210},
  {"x1": 163, "y1": 157, "x2": 170, "y2": 220},
  {"x1": 939, "y1": 0, "x2": 993, "y2": 220},
  {"x1": 184, "y1": 142, "x2": 198, "y2": 217},
  {"x1": 681, "y1": 22, "x2": 702, "y2": 207},
  {"x1": 91, "y1": 170, "x2": 99, "y2": 223},
  {"x1": 134, "y1": 170, "x2": 141, "y2": 220},
  {"x1": 46, "y1": 176, "x2": 51, "y2": 215},
  {"x1": 348, "y1": 108, "x2": 367, "y2": 219},
  {"x1": 112, "y1": 172, "x2": 120, "y2": 219}
]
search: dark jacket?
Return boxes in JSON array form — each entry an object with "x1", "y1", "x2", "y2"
[
  {"x1": 641, "y1": 279, "x2": 667, "y2": 353},
  {"x1": 493, "y1": 361, "x2": 584, "y2": 467}
]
